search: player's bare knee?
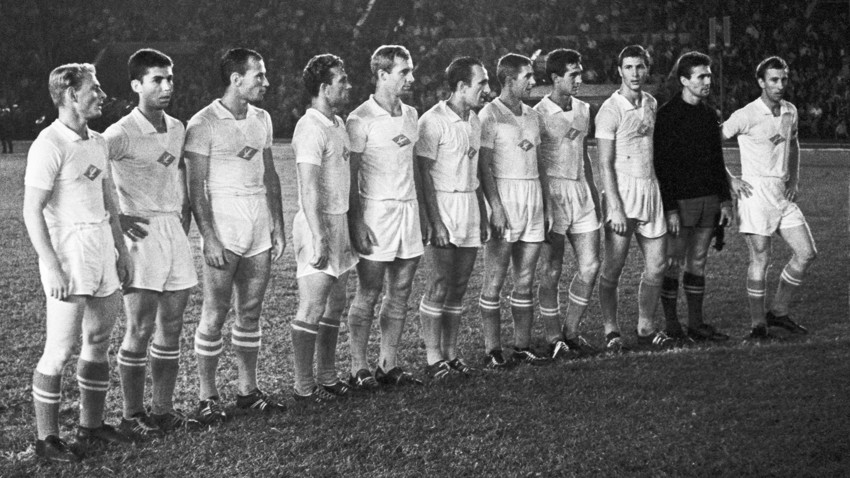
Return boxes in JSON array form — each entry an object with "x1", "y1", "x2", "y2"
[
  {"x1": 124, "y1": 318, "x2": 155, "y2": 347},
  {"x1": 579, "y1": 258, "x2": 600, "y2": 284},
  {"x1": 297, "y1": 299, "x2": 327, "y2": 324},
  {"x1": 37, "y1": 344, "x2": 75, "y2": 375},
  {"x1": 425, "y1": 277, "x2": 450, "y2": 304}
]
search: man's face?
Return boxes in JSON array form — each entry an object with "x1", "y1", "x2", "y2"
[
  {"x1": 72, "y1": 73, "x2": 106, "y2": 120},
  {"x1": 237, "y1": 57, "x2": 269, "y2": 103},
  {"x1": 381, "y1": 56, "x2": 415, "y2": 97},
  {"x1": 134, "y1": 66, "x2": 174, "y2": 111},
  {"x1": 555, "y1": 63, "x2": 583, "y2": 97},
  {"x1": 618, "y1": 56, "x2": 648, "y2": 91},
  {"x1": 758, "y1": 67, "x2": 789, "y2": 103},
  {"x1": 681, "y1": 65, "x2": 712, "y2": 100},
  {"x1": 324, "y1": 66, "x2": 352, "y2": 109},
  {"x1": 460, "y1": 64, "x2": 491, "y2": 109},
  {"x1": 510, "y1": 64, "x2": 536, "y2": 100}
]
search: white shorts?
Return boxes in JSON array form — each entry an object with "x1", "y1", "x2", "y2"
[
  {"x1": 546, "y1": 178, "x2": 601, "y2": 235},
  {"x1": 293, "y1": 211, "x2": 359, "y2": 278},
  {"x1": 41, "y1": 222, "x2": 120, "y2": 297},
  {"x1": 360, "y1": 198, "x2": 424, "y2": 262},
  {"x1": 609, "y1": 174, "x2": 666, "y2": 239},
  {"x1": 737, "y1": 176, "x2": 807, "y2": 236},
  {"x1": 435, "y1": 191, "x2": 482, "y2": 248},
  {"x1": 123, "y1": 215, "x2": 198, "y2": 292},
  {"x1": 494, "y1": 178, "x2": 545, "y2": 243},
  {"x1": 209, "y1": 194, "x2": 272, "y2": 257}
]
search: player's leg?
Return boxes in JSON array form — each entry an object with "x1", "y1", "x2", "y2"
[
  {"x1": 479, "y1": 238, "x2": 513, "y2": 359},
  {"x1": 348, "y1": 258, "x2": 387, "y2": 382},
  {"x1": 195, "y1": 252, "x2": 239, "y2": 403},
  {"x1": 292, "y1": 271, "x2": 335, "y2": 397},
  {"x1": 683, "y1": 226, "x2": 715, "y2": 329},
  {"x1": 149, "y1": 288, "x2": 194, "y2": 429},
  {"x1": 598, "y1": 220, "x2": 635, "y2": 347},
  {"x1": 744, "y1": 233, "x2": 772, "y2": 332},
  {"x1": 77, "y1": 292, "x2": 131, "y2": 443},
  {"x1": 420, "y1": 246, "x2": 452, "y2": 367},
  {"x1": 661, "y1": 228, "x2": 688, "y2": 335},
  {"x1": 376, "y1": 256, "x2": 421, "y2": 384},
  {"x1": 563, "y1": 229, "x2": 601, "y2": 341},
  {"x1": 770, "y1": 223, "x2": 817, "y2": 331},
  {"x1": 537, "y1": 233, "x2": 566, "y2": 347},
  {"x1": 634, "y1": 234, "x2": 667, "y2": 338},
  {"x1": 510, "y1": 241, "x2": 543, "y2": 362},
  {"x1": 441, "y1": 247, "x2": 479, "y2": 367},
  {"x1": 315, "y1": 271, "x2": 351, "y2": 394}
]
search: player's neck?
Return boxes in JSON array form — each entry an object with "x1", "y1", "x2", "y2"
[
  {"x1": 137, "y1": 104, "x2": 167, "y2": 132},
  {"x1": 680, "y1": 90, "x2": 702, "y2": 106},
  {"x1": 550, "y1": 91, "x2": 572, "y2": 111},
  {"x1": 311, "y1": 97, "x2": 336, "y2": 122},
  {"x1": 759, "y1": 92, "x2": 781, "y2": 116},
  {"x1": 446, "y1": 95, "x2": 470, "y2": 121},
  {"x1": 618, "y1": 85, "x2": 642, "y2": 106},
  {"x1": 57, "y1": 108, "x2": 88, "y2": 139},
  {"x1": 373, "y1": 89, "x2": 403, "y2": 117},
  {"x1": 220, "y1": 92, "x2": 250, "y2": 120},
  {"x1": 499, "y1": 91, "x2": 523, "y2": 115}
]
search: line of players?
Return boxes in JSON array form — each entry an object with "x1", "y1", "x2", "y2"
[{"x1": 23, "y1": 44, "x2": 815, "y2": 463}]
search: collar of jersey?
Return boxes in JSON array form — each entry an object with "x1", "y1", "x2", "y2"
[
  {"x1": 305, "y1": 107, "x2": 339, "y2": 127},
  {"x1": 212, "y1": 99, "x2": 260, "y2": 120},
  {"x1": 612, "y1": 90, "x2": 648, "y2": 112},
  {"x1": 52, "y1": 119, "x2": 91, "y2": 143}
]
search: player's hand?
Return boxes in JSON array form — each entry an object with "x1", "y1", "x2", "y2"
[
  {"x1": 543, "y1": 218, "x2": 554, "y2": 243},
  {"x1": 490, "y1": 204, "x2": 510, "y2": 239},
  {"x1": 420, "y1": 214, "x2": 433, "y2": 246},
  {"x1": 784, "y1": 180, "x2": 799, "y2": 201},
  {"x1": 203, "y1": 234, "x2": 229, "y2": 269},
  {"x1": 666, "y1": 211, "x2": 681, "y2": 236},
  {"x1": 116, "y1": 249, "x2": 133, "y2": 288},
  {"x1": 431, "y1": 220, "x2": 450, "y2": 248},
  {"x1": 719, "y1": 205, "x2": 733, "y2": 227},
  {"x1": 310, "y1": 235, "x2": 330, "y2": 270},
  {"x1": 479, "y1": 215, "x2": 490, "y2": 243},
  {"x1": 120, "y1": 214, "x2": 150, "y2": 241},
  {"x1": 43, "y1": 259, "x2": 70, "y2": 301},
  {"x1": 730, "y1": 177, "x2": 753, "y2": 199},
  {"x1": 351, "y1": 219, "x2": 376, "y2": 255},
  {"x1": 271, "y1": 228, "x2": 286, "y2": 262},
  {"x1": 607, "y1": 208, "x2": 627, "y2": 236}
]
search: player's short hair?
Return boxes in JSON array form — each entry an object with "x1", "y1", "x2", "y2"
[
  {"x1": 220, "y1": 48, "x2": 263, "y2": 86},
  {"x1": 496, "y1": 53, "x2": 532, "y2": 86},
  {"x1": 675, "y1": 51, "x2": 711, "y2": 81},
  {"x1": 546, "y1": 49, "x2": 582, "y2": 79},
  {"x1": 302, "y1": 54, "x2": 345, "y2": 97},
  {"x1": 370, "y1": 45, "x2": 411, "y2": 77},
  {"x1": 756, "y1": 56, "x2": 788, "y2": 80},
  {"x1": 48, "y1": 63, "x2": 96, "y2": 107},
  {"x1": 618, "y1": 45, "x2": 651, "y2": 67},
  {"x1": 128, "y1": 48, "x2": 173, "y2": 82},
  {"x1": 445, "y1": 57, "x2": 484, "y2": 91}
]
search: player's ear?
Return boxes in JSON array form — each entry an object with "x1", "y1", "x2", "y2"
[
  {"x1": 131, "y1": 79, "x2": 142, "y2": 94},
  {"x1": 230, "y1": 71, "x2": 242, "y2": 87}
]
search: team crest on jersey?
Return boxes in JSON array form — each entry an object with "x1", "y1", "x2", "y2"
[
  {"x1": 237, "y1": 146, "x2": 259, "y2": 160},
  {"x1": 566, "y1": 128, "x2": 581, "y2": 140},
  {"x1": 157, "y1": 151, "x2": 176, "y2": 167},
  {"x1": 518, "y1": 139, "x2": 534, "y2": 151},
  {"x1": 83, "y1": 165, "x2": 102, "y2": 181},
  {"x1": 636, "y1": 122, "x2": 651, "y2": 136},
  {"x1": 392, "y1": 134, "x2": 411, "y2": 147},
  {"x1": 769, "y1": 134, "x2": 786, "y2": 145},
  {"x1": 467, "y1": 146, "x2": 477, "y2": 159},
  {"x1": 343, "y1": 147, "x2": 350, "y2": 161}
]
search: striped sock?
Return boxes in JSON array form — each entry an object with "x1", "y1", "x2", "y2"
[
  {"x1": 347, "y1": 299, "x2": 374, "y2": 375},
  {"x1": 538, "y1": 285, "x2": 562, "y2": 344},
  {"x1": 316, "y1": 318, "x2": 341, "y2": 386},
  {"x1": 564, "y1": 275, "x2": 593, "y2": 339},
  {"x1": 479, "y1": 294, "x2": 502, "y2": 353},
  {"x1": 419, "y1": 298, "x2": 445, "y2": 365},
  {"x1": 291, "y1": 320, "x2": 318, "y2": 395},
  {"x1": 660, "y1": 276, "x2": 680, "y2": 327},
  {"x1": 747, "y1": 278, "x2": 766, "y2": 327},
  {"x1": 772, "y1": 264, "x2": 805, "y2": 317},
  {"x1": 32, "y1": 371, "x2": 61, "y2": 439},
  {"x1": 77, "y1": 359, "x2": 109, "y2": 429},
  {"x1": 598, "y1": 275, "x2": 620, "y2": 335},
  {"x1": 510, "y1": 291, "x2": 534, "y2": 349},
  {"x1": 232, "y1": 324, "x2": 262, "y2": 394},
  {"x1": 441, "y1": 303, "x2": 463, "y2": 360},
  {"x1": 683, "y1": 272, "x2": 706, "y2": 328},
  {"x1": 378, "y1": 297, "x2": 407, "y2": 371},
  {"x1": 149, "y1": 343, "x2": 180, "y2": 415},
  {"x1": 637, "y1": 273, "x2": 662, "y2": 335},
  {"x1": 117, "y1": 348, "x2": 148, "y2": 418},
  {"x1": 194, "y1": 330, "x2": 223, "y2": 399}
]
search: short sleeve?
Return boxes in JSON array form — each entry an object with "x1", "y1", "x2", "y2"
[
  {"x1": 594, "y1": 103, "x2": 619, "y2": 140},
  {"x1": 263, "y1": 111, "x2": 274, "y2": 149},
  {"x1": 414, "y1": 114, "x2": 441, "y2": 160},
  {"x1": 789, "y1": 106, "x2": 799, "y2": 142},
  {"x1": 184, "y1": 116, "x2": 212, "y2": 156},
  {"x1": 292, "y1": 119, "x2": 326, "y2": 166},
  {"x1": 346, "y1": 114, "x2": 367, "y2": 154},
  {"x1": 721, "y1": 109, "x2": 746, "y2": 140},
  {"x1": 102, "y1": 123, "x2": 129, "y2": 162},
  {"x1": 478, "y1": 108, "x2": 496, "y2": 149},
  {"x1": 24, "y1": 138, "x2": 62, "y2": 191}
]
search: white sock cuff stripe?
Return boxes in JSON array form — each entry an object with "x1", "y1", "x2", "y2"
[
  {"x1": 194, "y1": 335, "x2": 223, "y2": 348},
  {"x1": 194, "y1": 346, "x2": 223, "y2": 357},
  {"x1": 509, "y1": 298, "x2": 534, "y2": 307},
  {"x1": 32, "y1": 386, "x2": 61, "y2": 401},
  {"x1": 538, "y1": 306, "x2": 560, "y2": 315},
  {"x1": 149, "y1": 347, "x2": 180, "y2": 360},
  {"x1": 747, "y1": 288, "x2": 766, "y2": 297},
  {"x1": 76, "y1": 376, "x2": 109, "y2": 392},
  {"x1": 780, "y1": 269, "x2": 803, "y2": 286},
  {"x1": 231, "y1": 338, "x2": 262, "y2": 349},
  {"x1": 231, "y1": 328, "x2": 262, "y2": 338},
  {"x1": 682, "y1": 286, "x2": 705, "y2": 294},
  {"x1": 318, "y1": 320, "x2": 341, "y2": 328},
  {"x1": 291, "y1": 323, "x2": 318, "y2": 334},
  {"x1": 479, "y1": 299, "x2": 500, "y2": 310},
  {"x1": 419, "y1": 302, "x2": 444, "y2": 315},
  {"x1": 117, "y1": 356, "x2": 148, "y2": 367},
  {"x1": 568, "y1": 292, "x2": 590, "y2": 306},
  {"x1": 444, "y1": 304, "x2": 463, "y2": 313}
]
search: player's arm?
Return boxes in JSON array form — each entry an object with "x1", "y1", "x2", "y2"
[
  {"x1": 103, "y1": 126, "x2": 150, "y2": 239},
  {"x1": 184, "y1": 150, "x2": 227, "y2": 268},
  {"x1": 653, "y1": 114, "x2": 681, "y2": 235},
  {"x1": 535, "y1": 145, "x2": 553, "y2": 241},
  {"x1": 347, "y1": 151, "x2": 375, "y2": 254},
  {"x1": 298, "y1": 162, "x2": 329, "y2": 269},
  {"x1": 263, "y1": 147, "x2": 286, "y2": 261},
  {"x1": 785, "y1": 117, "x2": 801, "y2": 201},
  {"x1": 102, "y1": 172, "x2": 133, "y2": 287},
  {"x1": 22, "y1": 187, "x2": 68, "y2": 300},
  {"x1": 478, "y1": 146, "x2": 509, "y2": 238},
  {"x1": 416, "y1": 155, "x2": 447, "y2": 246},
  {"x1": 596, "y1": 137, "x2": 627, "y2": 235},
  {"x1": 720, "y1": 114, "x2": 753, "y2": 199},
  {"x1": 178, "y1": 155, "x2": 192, "y2": 234},
  {"x1": 412, "y1": 150, "x2": 432, "y2": 245},
  {"x1": 583, "y1": 138, "x2": 601, "y2": 220},
  {"x1": 475, "y1": 184, "x2": 489, "y2": 243}
]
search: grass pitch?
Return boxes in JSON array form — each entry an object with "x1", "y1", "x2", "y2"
[{"x1": 0, "y1": 142, "x2": 848, "y2": 477}]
